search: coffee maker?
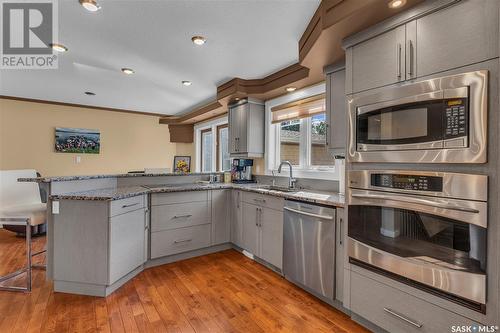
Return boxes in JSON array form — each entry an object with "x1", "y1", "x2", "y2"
[{"x1": 231, "y1": 159, "x2": 255, "y2": 183}]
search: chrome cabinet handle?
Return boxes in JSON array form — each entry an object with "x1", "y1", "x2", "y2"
[
  {"x1": 258, "y1": 208, "x2": 262, "y2": 227},
  {"x1": 122, "y1": 202, "x2": 139, "y2": 208},
  {"x1": 397, "y1": 43, "x2": 402, "y2": 79},
  {"x1": 339, "y1": 218, "x2": 343, "y2": 245},
  {"x1": 253, "y1": 198, "x2": 266, "y2": 203},
  {"x1": 284, "y1": 206, "x2": 334, "y2": 220},
  {"x1": 173, "y1": 214, "x2": 192, "y2": 219},
  {"x1": 174, "y1": 238, "x2": 192, "y2": 244},
  {"x1": 407, "y1": 40, "x2": 414, "y2": 77},
  {"x1": 255, "y1": 207, "x2": 259, "y2": 226},
  {"x1": 237, "y1": 192, "x2": 240, "y2": 209},
  {"x1": 383, "y1": 308, "x2": 422, "y2": 328},
  {"x1": 351, "y1": 193, "x2": 480, "y2": 214}
]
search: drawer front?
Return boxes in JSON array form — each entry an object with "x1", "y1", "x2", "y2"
[
  {"x1": 242, "y1": 192, "x2": 283, "y2": 211},
  {"x1": 151, "y1": 201, "x2": 210, "y2": 232},
  {"x1": 151, "y1": 191, "x2": 208, "y2": 206},
  {"x1": 110, "y1": 195, "x2": 144, "y2": 217},
  {"x1": 350, "y1": 271, "x2": 479, "y2": 333},
  {"x1": 150, "y1": 224, "x2": 211, "y2": 258},
  {"x1": 109, "y1": 209, "x2": 145, "y2": 284}
]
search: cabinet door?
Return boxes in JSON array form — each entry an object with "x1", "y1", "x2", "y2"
[
  {"x1": 351, "y1": 25, "x2": 406, "y2": 93},
  {"x1": 241, "y1": 202, "x2": 259, "y2": 255},
  {"x1": 335, "y1": 207, "x2": 344, "y2": 303},
  {"x1": 416, "y1": 0, "x2": 498, "y2": 78},
  {"x1": 211, "y1": 189, "x2": 230, "y2": 245},
  {"x1": 109, "y1": 208, "x2": 145, "y2": 285},
  {"x1": 228, "y1": 106, "x2": 239, "y2": 154},
  {"x1": 237, "y1": 104, "x2": 248, "y2": 154},
  {"x1": 326, "y1": 69, "x2": 347, "y2": 155},
  {"x1": 259, "y1": 207, "x2": 283, "y2": 269},
  {"x1": 231, "y1": 190, "x2": 243, "y2": 248}
]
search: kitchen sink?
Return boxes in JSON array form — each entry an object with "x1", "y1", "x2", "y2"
[{"x1": 260, "y1": 185, "x2": 298, "y2": 193}]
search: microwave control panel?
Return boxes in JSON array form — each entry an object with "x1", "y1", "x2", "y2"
[
  {"x1": 371, "y1": 174, "x2": 443, "y2": 192},
  {"x1": 444, "y1": 98, "x2": 467, "y2": 138}
]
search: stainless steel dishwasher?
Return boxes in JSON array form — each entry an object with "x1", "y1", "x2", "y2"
[{"x1": 283, "y1": 200, "x2": 336, "y2": 302}]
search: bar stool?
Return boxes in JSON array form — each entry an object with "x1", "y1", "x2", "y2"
[{"x1": 0, "y1": 217, "x2": 32, "y2": 292}]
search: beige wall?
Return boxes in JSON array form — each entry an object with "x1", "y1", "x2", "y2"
[{"x1": 0, "y1": 99, "x2": 194, "y2": 177}]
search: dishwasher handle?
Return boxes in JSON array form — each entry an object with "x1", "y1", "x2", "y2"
[{"x1": 284, "y1": 206, "x2": 334, "y2": 220}]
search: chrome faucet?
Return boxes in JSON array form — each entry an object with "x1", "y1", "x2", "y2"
[{"x1": 278, "y1": 161, "x2": 297, "y2": 189}]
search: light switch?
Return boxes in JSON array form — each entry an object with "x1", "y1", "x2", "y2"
[
  {"x1": 75, "y1": 156, "x2": 81, "y2": 164},
  {"x1": 52, "y1": 201, "x2": 60, "y2": 214}
]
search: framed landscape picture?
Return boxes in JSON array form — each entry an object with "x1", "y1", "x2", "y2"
[
  {"x1": 55, "y1": 127, "x2": 100, "y2": 154},
  {"x1": 173, "y1": 156, "x2": 191, "y2": 173}
]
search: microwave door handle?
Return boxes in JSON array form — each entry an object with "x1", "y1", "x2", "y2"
[{"x1": 350, "y1": 193, "x2": 480, "y2": 214}]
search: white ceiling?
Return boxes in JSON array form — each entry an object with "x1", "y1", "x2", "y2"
[{"x1": 0, "y1": 0, "x2": 320, "y2": 116}]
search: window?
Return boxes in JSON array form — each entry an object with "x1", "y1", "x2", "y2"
[
  {"x1": 217, "y1": 124, "x2": 231, "y2": 171},
  {"x1": 195, "y1": 117, "x2": 230, "y2": 172},
  {"x1": 265, "y1": 83, "x2": 339, "y2": 179},
  {"x1": 201, "y1": 129, "x2": 213, "y2": 172}
]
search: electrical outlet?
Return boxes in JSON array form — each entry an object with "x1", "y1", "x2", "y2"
[
  {"x1": 52, "y1": 201, "x2": 60, "y2": 214},
  {"x1": 75, "y1": 156, "x2": 81, "y2": 164}
]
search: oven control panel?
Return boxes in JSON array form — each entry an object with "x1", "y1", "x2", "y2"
[
  {"x1": 371, "y1": 174, "x2": 443, "y2": 192},
  {"x1": 444, "y1": 98, "x2": 467, "y2": 138}
]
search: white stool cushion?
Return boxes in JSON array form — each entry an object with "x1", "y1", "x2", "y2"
[{"x1": 0, "y1": 203, "x2": 47, "y2": 226}]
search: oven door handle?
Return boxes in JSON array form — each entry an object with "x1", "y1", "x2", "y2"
[{"x1": 350, "y1": 193, "x2": 480, "y2": 214}]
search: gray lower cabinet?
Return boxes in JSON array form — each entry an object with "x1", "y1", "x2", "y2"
[
  {"x1": 230, "y1": 190, "x2": 243, "y2": 248},
  {"x1": 241, "y1": 193, "x2": 284, "y2": 270},
  {"x1": 241, "y1": 202, "x2": 260, "y2": 255},
  {"x1": 212, "y1": 189, "x2": 230, "y2": 245},
  {"x1": 351, "y1": 271, "x2": 480, "y2": 332},
  {"x1": 52, "y1": 195, "x2": 146, "y2": 296},
  {"x1": 109, "y1": 208, "x2": 146, "y2": 284},
  {"x1": 150, "y1": 191, "x2": 212, "y2": 259},
  {"x1": 335, "y1": 207, "x2": 344, "y2": 303}
]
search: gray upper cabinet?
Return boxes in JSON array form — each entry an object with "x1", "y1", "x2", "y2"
[
  {"x1": 211, "y1": 189, "x2": 230, "y2": 245},
  {"x1": 350, "y1": 25, "x2": 406, "y2": 94},
  {"x1": 325, "y1": 64, "x2": 347, "y2": 156},
  {"x1": 228, "y1": 99, "x2": 265, "y2": 158},
  {"x1": 415, "y1": 0, "x2": 499, "y2": 78},
  {"x1": 344, "y1": 0, "x2": 499, "y2": 94}
]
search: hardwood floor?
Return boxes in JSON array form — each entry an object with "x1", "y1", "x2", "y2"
[{"x1": 0, "y1": 229, "x2": 369, "y2": 333}]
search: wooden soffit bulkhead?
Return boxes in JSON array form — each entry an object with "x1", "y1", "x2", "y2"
[{"x1": 161, "y1": 0, "x2": 424, "y2": 132}]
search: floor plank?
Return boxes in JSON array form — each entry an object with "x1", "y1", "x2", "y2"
[{"x1": 0, "y1": 229, "x2": 370, "y2": 333}]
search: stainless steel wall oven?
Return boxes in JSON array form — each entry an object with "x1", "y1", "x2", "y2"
[
  {"x1": 348, "y1": 170, "x2": 488, "y2": 312},
  {"x1": 348, "y1": 71, "x2": 488, "y2": 163}
]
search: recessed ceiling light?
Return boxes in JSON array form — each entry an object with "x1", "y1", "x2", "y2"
[
  {"x1": 286, "y1": 87, "x2": 297, "y2": 92},
  {"x1": 388, "y1": 0, "x2": 406, "y2": 9},
  {"x1": 50, "y1": 43, "x2": 68, "y2": 52},
  {"x1": 79, "y1": 0, "x2": 101, "y2": 12},
  {"x1": 121, "y1": 68, "x2": 135, "y2": 75},
  {"x1": 182, "y1": 80, "x2": 192, "y2": 86},
  {"x1": 84, "y1": 91, "x2": 96, "y2": 96},
  {"x1": 191, "y1": 36, "x2": 206, "y2": 45}
]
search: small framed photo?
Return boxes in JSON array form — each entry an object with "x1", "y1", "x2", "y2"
[{"x1": 173, "y1": 156, "x2": 191, "y2": 173}]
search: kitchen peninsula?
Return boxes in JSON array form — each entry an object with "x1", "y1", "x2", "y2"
[{"x1": 20, "y1": 172, "x2": 344, "y2": 297}]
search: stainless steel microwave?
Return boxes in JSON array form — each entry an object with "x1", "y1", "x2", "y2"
[{"x1": 348, "y1": 71, "x2": 488, "y2": 163}]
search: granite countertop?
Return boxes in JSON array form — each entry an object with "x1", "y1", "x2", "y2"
[
  {"x1": 49, "y1": 183, "x2": 345, "y2": 207},
  {"x1": 18, "y1": 172, "x2": 219, "y2": 183}
]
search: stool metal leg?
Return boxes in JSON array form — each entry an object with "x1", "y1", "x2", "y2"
[{"x1": 0, "y1": 217, "x2": 33, "y2": 292}]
